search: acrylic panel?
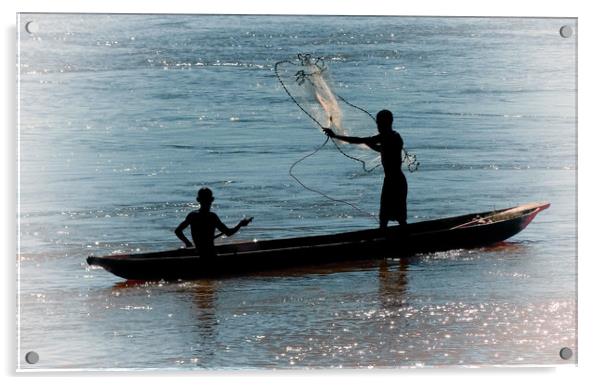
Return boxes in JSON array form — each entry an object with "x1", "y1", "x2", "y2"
[{"x1": 17, "y1": 14, "x2": 577, "y2": 370}]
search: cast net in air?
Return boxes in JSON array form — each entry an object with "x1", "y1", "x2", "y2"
[
  {"x1": 275, "y1": 53, "x2": 419, "y2": 173},
  {"x1": 275, "y1": 54, "x2": 382, "y2": 172}
]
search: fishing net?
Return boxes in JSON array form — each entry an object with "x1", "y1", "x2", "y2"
[
  {"x1": 275, "y1": 54, "x2": 381, "y2": 171},
  {"x1": 275, "y1": 54, "x2": 419, "y2": 173}
]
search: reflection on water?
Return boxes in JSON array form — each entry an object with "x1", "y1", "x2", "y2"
[
  {"x1": 28, "y1": 254, "x2": 568, "y2": 369},
  {"x1": 18, "y1": 243, "x2": 576, "y2": 368},
  {"x1": 378, "y1": 259, "x2": 409, "y2": 310},
  {"x1": 190, "y1": 281, "x2": 218, "y2": 364}
]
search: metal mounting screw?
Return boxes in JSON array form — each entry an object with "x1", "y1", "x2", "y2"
[
  {"x1": 559, "y1": 25, "x2": 573, "y2": 38},
  {"x1": 25, "y1": 21, "x2": 39, "y2": 34},
  {"x1": 25, "y1": 351, "x2": 39, "y2": 364},
  {"x1": 559, "y1": 347, "x2": 573, "y2": 360}
]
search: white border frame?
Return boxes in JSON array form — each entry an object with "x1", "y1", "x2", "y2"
[{"x1": 4, "y1": 1, "x2": 600, "y2": 384}]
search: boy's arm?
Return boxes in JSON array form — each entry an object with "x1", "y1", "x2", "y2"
[
  {"x1": 215, "y1": 215, "x2": 253, "y2": 237},
  {"x1": 175, "y1": 217, "x2": 193, "y2": 248}
]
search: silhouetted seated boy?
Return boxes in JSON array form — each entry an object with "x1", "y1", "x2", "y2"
[{"x1": 175, "y1": 187, "x2": 252, "y2": 256}]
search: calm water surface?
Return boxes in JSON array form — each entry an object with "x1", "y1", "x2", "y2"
[{"x1": 18, "y1": 14, "x2": 576, "y2": 369}]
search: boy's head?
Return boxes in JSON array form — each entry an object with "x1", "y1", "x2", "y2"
[
  {"x1": 196, "y1": 187, "x2": 214, "y2": 206},
  {"x1": 376, "y1": 109, "x2": 393, "y2": 133}
]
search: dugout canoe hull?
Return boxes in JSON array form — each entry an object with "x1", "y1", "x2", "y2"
[{"x1": 87, "y1": 202, "x2": 549, "y2": 280}]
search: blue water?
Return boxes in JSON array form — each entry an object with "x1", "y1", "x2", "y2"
[{"x1": 18, "y1": 14, "x2": 576, "y2": 369}]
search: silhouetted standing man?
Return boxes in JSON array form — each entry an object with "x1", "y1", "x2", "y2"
[{"x1": 323, "y1": 109, "x2": 407, "y2": 229}]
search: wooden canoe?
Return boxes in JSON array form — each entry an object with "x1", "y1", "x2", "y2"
[{"x1": 87, "y1": 202, "x2": 550, "y2": 280}]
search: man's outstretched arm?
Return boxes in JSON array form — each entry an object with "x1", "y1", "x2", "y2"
[
  {"x1": 322, "y1": 128, "x2": 381, "y2": 152},
  {"x1": 175, "y1": 218, "x2": 193, "y2": 248}
]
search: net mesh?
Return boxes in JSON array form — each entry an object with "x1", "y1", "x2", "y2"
[{"x1": 275, "y1": 54, "x2": 381, "y2": 171}]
